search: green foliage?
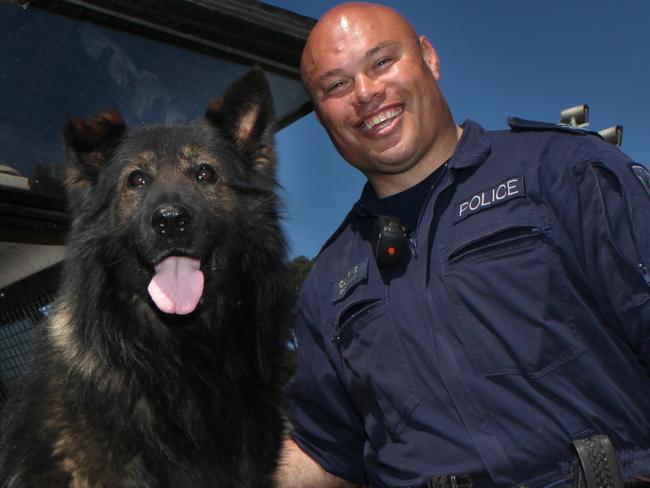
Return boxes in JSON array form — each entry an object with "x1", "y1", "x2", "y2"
[
  {"x1": 286, "y1": 255, "x2": 314, "y2": 300},
  {"x1": 280, "y1": 255, "x2": 314, "y2": 387}
]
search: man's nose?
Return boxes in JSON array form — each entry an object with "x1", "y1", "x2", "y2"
[{"x1": 353, "y1": 75, "x2": 383, "y2": 106}]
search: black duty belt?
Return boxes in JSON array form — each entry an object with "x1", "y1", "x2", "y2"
[
  {"x1": 426, "y1": 474, "x2": 473, "y2": 488},
  {"x1": 571, "y1": 434, "x2": 625, "y2": 488},
  {"x1": 420, "y1": 434, "x2": 645, "y2": 488}
]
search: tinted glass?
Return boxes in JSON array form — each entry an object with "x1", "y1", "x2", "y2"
[{"x1": 0, "y1": 3, "x2": 308, "y2": 200}]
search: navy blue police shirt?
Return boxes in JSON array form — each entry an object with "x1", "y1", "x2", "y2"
[{"x1": 286, "y1": 119, "x2": 650, "y2": 488}]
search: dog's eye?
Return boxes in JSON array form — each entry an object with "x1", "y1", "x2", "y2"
[
  {"x1": 127, "y1": 170, "x2": 147, "y2": 187},
  {"x1": 196, "y1": 164, "x2": 218, "y2": 184}
]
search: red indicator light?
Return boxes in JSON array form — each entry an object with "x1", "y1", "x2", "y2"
[{"x1": 387, "y1": 246, "x2": 396, "y2": 256}]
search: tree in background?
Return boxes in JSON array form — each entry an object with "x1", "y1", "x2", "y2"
[{"x1": 281, "y1": 255, "x2": 314, "y2": 385}]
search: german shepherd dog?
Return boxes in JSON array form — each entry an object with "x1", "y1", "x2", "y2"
[{"x1": 0, "y1": 69, "x2": 289, "y2": 487}]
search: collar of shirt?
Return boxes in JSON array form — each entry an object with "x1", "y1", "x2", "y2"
[{"x1": 353, "y1": 119, "x2": 492, "y2": 218}]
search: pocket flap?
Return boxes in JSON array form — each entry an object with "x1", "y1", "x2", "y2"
[{"x1": 443, "y1": 207, "x2": 551, "y2": 261}]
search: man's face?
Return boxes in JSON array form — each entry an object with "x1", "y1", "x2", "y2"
[{"x1": 301, "y1": 7, "x2": 448, "y2": 193}]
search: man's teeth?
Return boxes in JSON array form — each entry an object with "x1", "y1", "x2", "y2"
[{"x1": 363, "y1": 107, "x2": 403, "y2": 130}]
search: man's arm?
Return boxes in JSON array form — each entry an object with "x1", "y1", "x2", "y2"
[
  {"x1": 552, "y1": 142, "x2": 650, "y2": 366},
  {"x1": 274, "y1": 437, "x2": 360, "y2": 488}
]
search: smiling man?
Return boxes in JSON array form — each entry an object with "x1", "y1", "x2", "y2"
[
  {"x1": 299, "y1": 2, "x2": 459, "y2": 198},
  {"x1": 275, "y1": 3, "x2": 650, "y2": 488}
]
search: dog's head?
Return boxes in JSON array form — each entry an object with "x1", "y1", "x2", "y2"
[{"x1": 62, "y1": 69, "x2": 280, "y2": 316}]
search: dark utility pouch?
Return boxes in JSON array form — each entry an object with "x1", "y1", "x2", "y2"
[{"x1": 572, "y1": 434, "x2": 625, "y2": 488}]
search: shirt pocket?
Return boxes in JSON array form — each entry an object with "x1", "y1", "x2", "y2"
[
  {"x1": 440, "y1": 207, "x2": 584, "y2": 378},
  {"x1": 332, "y1": 281, "x2": 419, "y2": 440}
]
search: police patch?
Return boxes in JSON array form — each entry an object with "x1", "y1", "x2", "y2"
[
  {"x1": 630, "y1": 164, "x2": 650, "y2": 198},
  {"x1": 454, "y1": 176, "x2": 526, "y2": 224},
  {"x1": 330, "y1": 260, "x2": 368, "y2": 303}
]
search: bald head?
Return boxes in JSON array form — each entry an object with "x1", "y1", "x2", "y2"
[
  {"x1": 301, "y1": 3, "x2": 419, "y2": 94},
  {"x1": 297, "y1": 2, "x2": 458, "y2": 197}
]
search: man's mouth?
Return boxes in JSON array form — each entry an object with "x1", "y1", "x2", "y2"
[{"x1": 360, "y1": 105, "x2": 404, "y2": 132}]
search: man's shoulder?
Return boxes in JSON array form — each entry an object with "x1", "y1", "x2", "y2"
[
  {"x1": 301, "y1": 205, "x2": 364, "y2": 287},
  {"x1": 485, "y1": 116, "x2": 624, "y2": 165},
  {"x1": 315, "y1": 207, "x2": 358, "y2": 259},
  {"x1": 505, "y1": 116, "x2": 604, "y2": 139},
  {"x1": 486, "y1": 117, "x2": 602, "y2": 151}
]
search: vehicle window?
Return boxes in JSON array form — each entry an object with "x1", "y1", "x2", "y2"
[{"x1": 0, "y1": 3, "x2": 307, "y2": 201}]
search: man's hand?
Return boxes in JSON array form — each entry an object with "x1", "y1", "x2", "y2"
[{"x1": 273, "y1": 437, "x2": 361, "y2": 488}]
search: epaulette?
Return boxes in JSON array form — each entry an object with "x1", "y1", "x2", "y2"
[{"x1": 507, "y1": 116, "x2": 604, "y2": 140}]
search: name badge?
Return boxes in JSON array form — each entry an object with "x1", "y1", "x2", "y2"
[
  {"x1": 330, "y1": 260, "x2": 368, "y2": 303},
  {"x1": 454, "y1": 176, "x2": 526, "y2": 223}
]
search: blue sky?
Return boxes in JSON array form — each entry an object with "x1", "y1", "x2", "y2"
[{"x1": 265, "y1": 0, "x2": 650, "y2": 259}]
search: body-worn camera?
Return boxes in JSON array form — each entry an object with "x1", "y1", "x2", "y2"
[{"x1": 372, "y1": 215, "x2": 406, "y2": 268}]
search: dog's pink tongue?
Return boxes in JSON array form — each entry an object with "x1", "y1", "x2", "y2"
[{"x1": 147, "y1": 256, "x2": 204, "y2": 315}]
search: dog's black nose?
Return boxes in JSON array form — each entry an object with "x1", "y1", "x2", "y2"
[{"x1": 151, "y1": 205, "x2": 192, "y2": 237}]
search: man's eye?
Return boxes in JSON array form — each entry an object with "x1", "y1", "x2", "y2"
[
  {"x1": 326, "y1": 81, "x2": 346, "y2": 93},
  {"x1": 376, "y1": 57, "x2": 393, "y2": 68},
  {"x1": 127, "y1": 170, "x2": 148, "y2": 187},
  {"x1": 196, "y1": 164, "x2": 218, "y2": 184}
]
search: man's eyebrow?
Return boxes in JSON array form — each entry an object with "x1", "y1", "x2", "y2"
[
  {"x1": 315, "y1": 41, "x2": 402, "y2": 85},
  {"x1": 364, "y1": 41, "x2": 401, "y2": 59},
  {"x1": 317, "y1": 68, "x2": 346, "y2": 84}
]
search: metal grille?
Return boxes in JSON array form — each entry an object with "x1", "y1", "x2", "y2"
[
  {"x1": 0, "y1": 296, "x2": 54, "y2": 401},
  {"x1": 0, "y1": 266, "x2": 59, "y2": 404}
]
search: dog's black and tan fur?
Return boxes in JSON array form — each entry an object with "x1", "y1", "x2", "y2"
[{"x1": 0, "y1": 69, "x2": 289, "y2": 487}]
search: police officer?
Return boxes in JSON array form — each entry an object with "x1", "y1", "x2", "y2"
[{"x1": 273, "y1": 3, "x2": 650, "y2": 487}]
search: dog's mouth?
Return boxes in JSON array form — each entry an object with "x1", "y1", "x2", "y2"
[{"x1": 147, "y1": 255, "x2": 204, "y2": 315}]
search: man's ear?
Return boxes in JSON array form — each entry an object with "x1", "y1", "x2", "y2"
[
  {"x1": 63, "y1": 109, "x2": 126, "y2": 189},
  {"x1": 204, "y1": 68, "x2": 276, "y2": 175},
  {"x1": 418, "y1": 35, "x2": 440, "y2": 81}
]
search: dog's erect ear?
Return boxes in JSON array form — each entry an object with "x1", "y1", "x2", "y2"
[
  {"x1": 204, "y1": 68, "x2": 276, "y2": 174},
  {"x1": 63, "y1": 109, "x2": 126, "y2": 188}
]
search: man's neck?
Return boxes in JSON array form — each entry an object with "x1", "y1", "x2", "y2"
[{"x1": 370, "y1": 124, "x2": 463, "y2": 198}]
